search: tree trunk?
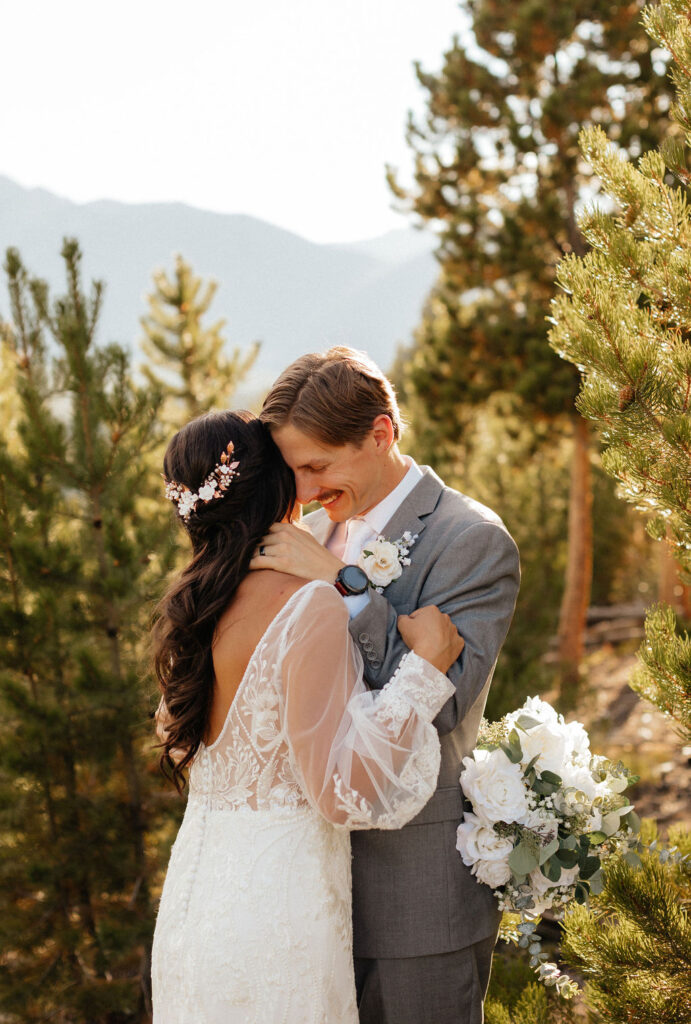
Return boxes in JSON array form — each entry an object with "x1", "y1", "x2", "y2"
[
  {"x1": 557, "y1": 414, "x2": 593, "y2": 705},
  {"x1": 659, "y1": 526, "x2": 691, "y2": 616}
]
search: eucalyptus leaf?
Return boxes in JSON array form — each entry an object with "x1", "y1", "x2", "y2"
[
  {"x1": 575, "y1": 883, "x2": 588, "y2": 905},
  {"x1": 580, "y1": 856, "x2": 601, "y2": 880},
  {"x1": 601, "y1": 811, "x2": 623, "y2": 836},
  {"x1": 509, "y1": 840, "x2": 540, "y2": 876},
  {"x1": 622, "y1": 810, "x2": 641, "y2": 834},
  {"x1": 500, "y1": 741, "x2": 523, "y2": 765},
  {"x1": 515, "y1": 714, "x2": 542, "y2": 731},
  {"x1": 499, "y1": 729, "x2": 524, "y2": 764},
  {"x1": 560, "y1": 834, "x2": 578, "y2": 850},
  {"x1": 555, "y1": 847, "x2": 580, "y2": 869},
  {"x1": 539, "y1": 769, "x2": 563, "y2": 786},
  {"x1": 588, "y1": 868, "x2": 604, "y2": 895},
  {"x1": 533, "y1": 778, "x2": 560, "y2": 796},
  {"x1": 539, "y1": 837, "x2": 560, "y2": 865},
  {"x1": 624, "y1": 851, "x2": 642, "y2": 868},
  {"x1": 587, "y1": 831, "x2": 608, "y2": 846},
  {"x1": 542, "y1": 857, "x2": 562, "y2": 883}
]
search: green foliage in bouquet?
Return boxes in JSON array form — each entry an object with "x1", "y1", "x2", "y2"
[{"x1": 459, "y1": 699, "x2": 641, "y2": 998}]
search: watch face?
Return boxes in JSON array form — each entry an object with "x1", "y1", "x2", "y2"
[{"x1": 341, "y1": 564, "x2": 369, "y2": 595}]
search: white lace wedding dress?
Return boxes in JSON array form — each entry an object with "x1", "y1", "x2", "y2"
[{"x1": 151, "y1": 581, "x2": 454, "y2": 1023}]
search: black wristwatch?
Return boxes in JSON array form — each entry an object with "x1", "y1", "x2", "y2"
[{"x1": 334, "y1": 564, "x2": 369, "y2": 597}]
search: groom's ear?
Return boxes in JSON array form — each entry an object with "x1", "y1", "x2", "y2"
[{"x1": 370, "y1": 415, "x2": 396, "y2": 453}]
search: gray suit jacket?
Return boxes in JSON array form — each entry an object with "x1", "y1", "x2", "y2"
[{"x1": 305, "y1": 465, "x2": 520, "y2": 959}]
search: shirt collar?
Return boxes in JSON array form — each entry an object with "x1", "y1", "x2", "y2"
[{"x1": 358, "y1": 457, "x2": 423, "y2": 536}]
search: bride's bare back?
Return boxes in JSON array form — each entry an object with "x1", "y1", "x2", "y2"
[{"x1": 206, "y1": 569, "x2": 308, "y2": 746}]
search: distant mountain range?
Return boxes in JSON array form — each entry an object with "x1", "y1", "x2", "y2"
[{"x1": 0, "y1": 175, "x2": 439, "y2": 399}]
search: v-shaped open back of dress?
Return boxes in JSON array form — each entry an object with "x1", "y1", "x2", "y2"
[{"x1": 151, "y1": 580, "x2": 454, "y2": 1023}]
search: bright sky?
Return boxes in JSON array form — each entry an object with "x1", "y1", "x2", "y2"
[{"x1": 1, "y1": 0, "x2": 466, "y2": 243}]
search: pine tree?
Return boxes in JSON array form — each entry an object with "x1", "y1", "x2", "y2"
[
  {"x1": 548, "y1": 1, "x2": 691, "y2": 1018},
  {"x1": 561, "y1": 828, "x2": 691, "y2": 1023},
  {"x1": 0, "y1": 240, "x2": 172, "y2": 1022},
  {"x1": 548, "y1": 0, "x2": 691, "y2": 741},
  {"x1": 140, "y1": 253, "x2": 259, "y2": 423},
  {"x1": 391, "y1": 0, "x2": 672, "y2": 692}
]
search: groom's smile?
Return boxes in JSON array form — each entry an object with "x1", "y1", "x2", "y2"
[{"x1": 270, "y1": 422, "x2": 406, "y2": 523}]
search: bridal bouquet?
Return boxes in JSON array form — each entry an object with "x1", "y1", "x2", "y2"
[{"x1": 456, "y1": 696, "x2": 640, "y2": 996}]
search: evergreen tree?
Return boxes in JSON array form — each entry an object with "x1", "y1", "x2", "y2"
[
  {"x1": 140, "y1": 253, "x2": 259, "y2": 423},
  {"x1": 0, "y1": 241, "x2": 172, "y2": 1022},
  {"x1": 392, "y1": 0, "x2": 671, "y2": 692},
  {"x1": 549, "y1": 0, "x2": 691, "y2": 740},
  {"x1": 548, "y1": 1, "x2": 691, "y2": 1018},
  {"x1": 561, "y1": 827, "x2": 691, "y2": 1023}
]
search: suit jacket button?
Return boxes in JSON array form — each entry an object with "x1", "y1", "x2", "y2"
[
  {"x1": 359, "y1": 632, "x2": 370, "y2": 643},
  {"x1": 371, "y1": 660, "x2": 381, "y2": 669}
]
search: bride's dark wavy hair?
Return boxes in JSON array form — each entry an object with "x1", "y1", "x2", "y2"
[{"x1": 150, "y1": 410, "x2": 296, "y2": 792}]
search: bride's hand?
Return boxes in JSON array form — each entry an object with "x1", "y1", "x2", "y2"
[
  {"x1": 248, "y1": 522, "x2": 345, "y2": 582},
  {"x1": 397, "y1": 606, "x2": 464, "y2": 674}
]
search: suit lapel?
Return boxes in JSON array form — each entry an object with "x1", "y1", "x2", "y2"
[{"x1": 379, "y1": 465, "x2": 444, "y2": 542}]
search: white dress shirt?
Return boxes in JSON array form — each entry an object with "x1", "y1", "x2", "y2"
[{"x1": 327, "y1": 457, "x2": 423, "y2": 618}]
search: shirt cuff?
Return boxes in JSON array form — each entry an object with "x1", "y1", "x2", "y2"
[{"x1": 342, "y1": 590, "x2": 371, "y2": 619}]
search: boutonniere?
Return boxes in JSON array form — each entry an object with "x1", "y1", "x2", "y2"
[{"x1": 357, "y1": 531, "x2": 418, "y2": 593}]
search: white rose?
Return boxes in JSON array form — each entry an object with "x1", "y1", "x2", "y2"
[
  {"x1": 559, "y1": 763, "x2": 598, "y2": 802},
  {"x1": 461, "y1": 748, "x2": 530, "y2": 825},
  {"x1": 517, "y1": 806, "x2": 560, "y2": 837},
  {"x1": 507, "y1": 695, "x2": 560, "y2": 728},
  {"x1": 473, "y1": 857, "x2": 512, "y2": 888},
  {"x1": 527, "y1": 864, "x2": 580, "y2": 914},
  {"x1": 456, "y1": 812, "x2": 514, "y2": 866},
  {"x1": 358, "y1": 538, "x2": 402, "y2": 588},
  {"x1": 519, "y1": 720, "x2": 568, "y2": 776},
  {"x1": 563, "y1": 719, "x2": 591, "y2": 763}
]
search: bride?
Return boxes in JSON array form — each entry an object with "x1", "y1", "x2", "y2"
[{"x1": 150, "y1": 410, "x2": 462, "y2": 1023}]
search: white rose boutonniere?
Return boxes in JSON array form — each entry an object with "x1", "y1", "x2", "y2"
[{"x1": 357, "y1": 531, "x2": 418, "y2": 593}]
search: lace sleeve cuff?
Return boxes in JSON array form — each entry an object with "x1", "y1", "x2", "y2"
[{"x1": 379, "y1": 651, "x2": 456, "y2": 724}]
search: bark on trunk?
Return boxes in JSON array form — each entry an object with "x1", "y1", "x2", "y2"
[
  {"x1": 659, "y1": 527, "x2": 691, "y2": 617},
  {"x1": 557, "y1": 414, "x2": 593, "y2": 705}
]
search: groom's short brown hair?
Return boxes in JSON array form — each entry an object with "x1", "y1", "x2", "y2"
[{"x1": 260, "y1": 346, "x2": 403, "y2": 447}]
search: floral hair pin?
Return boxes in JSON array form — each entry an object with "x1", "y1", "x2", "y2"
[{"x1": 164, "y1": 441, "x2": 240, "y2": 522}]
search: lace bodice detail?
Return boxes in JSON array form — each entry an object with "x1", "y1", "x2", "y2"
[
  {"x1": 186, "y1": 580, "x2": 455, "y2": 829},
  {"x1": 152, "y1": 582, "x2": 455, "y2": 1023}
]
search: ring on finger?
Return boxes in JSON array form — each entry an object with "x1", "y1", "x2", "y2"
[{"x1": 259, "y1": 544, "x2": 266, "y2": 557}]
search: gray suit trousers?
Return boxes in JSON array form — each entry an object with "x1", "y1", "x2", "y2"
[{"x1": 354, "y1": 933, "x2": 497, "y2": 1024}]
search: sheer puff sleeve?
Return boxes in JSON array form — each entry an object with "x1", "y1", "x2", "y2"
[{"x1": 280, "y1": 582, "x2": 455, "y2": 829}]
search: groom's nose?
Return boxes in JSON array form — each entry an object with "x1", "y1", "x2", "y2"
[{"x1": 294, "y1": 471, "x2": 318, "y2": 504}]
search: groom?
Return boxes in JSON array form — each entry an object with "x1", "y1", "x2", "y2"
[{"x1": 253, "y1": 346, "x2": 520, "y2": 1024}]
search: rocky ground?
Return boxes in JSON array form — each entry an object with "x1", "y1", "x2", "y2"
[{"x1": 569, "y1": 644, "x2": 690, "y2": 832}]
